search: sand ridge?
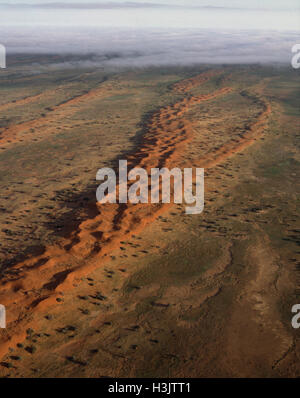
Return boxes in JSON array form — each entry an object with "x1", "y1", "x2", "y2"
[
  {"x1": 0, "y1": 71, "x2": 271, "y2": 361},
  {"x1": 0, "y1": 80, "x2": 113, "y2": 147}
]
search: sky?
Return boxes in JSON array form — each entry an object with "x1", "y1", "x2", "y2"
[
  {"x1": 0, "y1": 1, "x2": 299, "y2": 66},
  {"x1": 0, "y1": 0, "x2": 299, "y2": 9}
]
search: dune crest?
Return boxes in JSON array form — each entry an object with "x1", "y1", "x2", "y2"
[{"x1": 0, "y1": 71, "x2": 271, "y2": 360}]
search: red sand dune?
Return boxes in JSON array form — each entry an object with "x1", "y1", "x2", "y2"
[
  {"x1": 0, "y1": 83, "x2": 114, "y2": 147},
  {"x1": 0, "y1": 71, "x2": 271, "y2": 359}
]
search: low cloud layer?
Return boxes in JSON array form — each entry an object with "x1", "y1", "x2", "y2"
[
  {"x1": 1, "y1": 27, "x2": 297, "y2": 68},
  {"x1": 0, "y1": 3, "x2": 299, "y2": 68}
]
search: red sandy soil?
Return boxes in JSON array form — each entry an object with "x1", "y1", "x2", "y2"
[
  {"x1": 0, "y1": 71, "x2": 271, "y2": 365},
  {"x1": 0, "y1": 82, "x2": 114, "y2": 147}
]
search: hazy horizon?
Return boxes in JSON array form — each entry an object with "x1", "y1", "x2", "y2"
[{"x1": 0, "y1": 1, "x2": 299, "y2": 67}]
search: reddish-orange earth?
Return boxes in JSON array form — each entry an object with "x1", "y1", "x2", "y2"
[{"x1": 0, "y1": 71, "x2": 276, "y2": 375}]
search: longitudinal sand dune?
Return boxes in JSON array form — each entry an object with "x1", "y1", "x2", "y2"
[
  {"x1": 0, "y1": 82, "x2": 114, "y2": 147},
  {"x1": 0, "y1": 65, "x2": 299, "y2": 377},
  {"x1": 0, "y1": 72, "x2": 269, "y2": 354}
]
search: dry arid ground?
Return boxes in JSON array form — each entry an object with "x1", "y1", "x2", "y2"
[{"x1": 0, "y1": 56, "x2": 299, "y2": 377}]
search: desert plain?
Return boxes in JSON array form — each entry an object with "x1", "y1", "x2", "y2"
[{"x1": 0, "y1": 55, "x2": 299, "y2": 377}]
